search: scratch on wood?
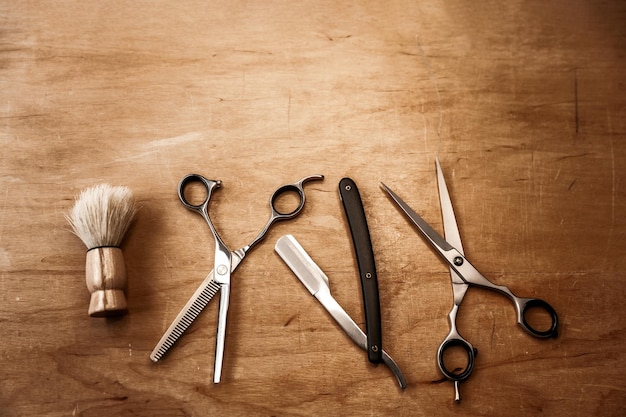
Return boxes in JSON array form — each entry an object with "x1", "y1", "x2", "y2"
[
  {"x1": 108, "y1": 396, "x2": 129, "y2": 401},
  {"x1": 431, "y1": 370, "x2": 463, "y2": 384},
  {"x1": 555, "y1": 153, "x2": 593, "y2": 161},
  {"x1": 287, "y1": 89, "x2": 291, "y2": 136},
  {"x1": 414, "y1": 34, "x2": 443, "y2": 152},
  {"x1": 284, "y1": 314, "x2": 297, "y2": 327},
  {"x1": 606, "y1": 109, "x2": 616, "y2": 255},
  {"x1": 568, "y1": 179, "x2": 577, "y2": 191},
  {"x1": 430, "y1": 376, "x2": 449, "y2": 384},
  {"x1": 325, "y1": 34, "x2": 352, "y2": 41},
  {"x1": 574, "y1": 68, "x2": 579, "y2": 134},
  {"x1": 147, "y1": 131, "x2": 204, "y2": 148},
  {"x1": 490, "y1": 314, "x2": 496, "y2": 348}
]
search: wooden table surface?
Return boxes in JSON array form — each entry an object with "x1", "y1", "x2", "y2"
[{"x1": 2, "y1": 1, "x2": 625, "y2": 416}]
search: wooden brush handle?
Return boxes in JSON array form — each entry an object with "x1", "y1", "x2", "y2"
[{"x1": 85, "y1": 247, "x2": 128, "y2": 317}]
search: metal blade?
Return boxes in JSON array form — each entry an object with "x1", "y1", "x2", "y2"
[
  {"x1": 435, "y1": 158, "x2": 469, "y2": 304},
  {"x1": 150, "y1": 275, "x2": 221, "y2": 362},
  {"x1": 213, "y1": 283, "x2": 229, "y2": 383},
  {"x1": 150, "y1": 252, "x2": 243, "y2": 362},
  {"x1": 275, "y1": 235, "x2": 330, "y2": 295},
  {"x1": 436, "y1": 158, "x2": 464, "y2": 255},
  {"x1": 380, "y1": 182, "x2": 454, "y2": 254}
]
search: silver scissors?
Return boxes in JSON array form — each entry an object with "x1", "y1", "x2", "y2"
[
  {"x1": 150, "y1": 173, "x2": 324, "y2": 383},
  {"x1": 381, "y1": 159, "x2": 558, "y2": 402}
]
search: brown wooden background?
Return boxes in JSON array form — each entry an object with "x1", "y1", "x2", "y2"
[{"x1": 1, "y1": 1, "x2": 625, "y2": 416}]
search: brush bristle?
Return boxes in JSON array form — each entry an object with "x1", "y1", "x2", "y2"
[{"x1": 67, "y1": 184, "x2": 139, "y2": 249}]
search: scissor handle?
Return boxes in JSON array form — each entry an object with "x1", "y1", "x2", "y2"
[
  {"x1": 178, "y1": 174, "x2": 222, "y2": 214},
  {"x1": 517, "y1": 297, "x2": 559, "y2": 338},
  {"x1": 454, "y1": 260, "x2": 559, "y2": 339},
  {"x1": 268, "y1": 175, "x2": 324, "y2": 221},
  {"x1": 437, "y1": 336, "x2": 477, "y2": 383},
  {"x1": 269, "y1": 184, "x2": 307, "y2": 218},
  {"x1": 244, "y1": 175, "x2": 324, "y2": 253}
]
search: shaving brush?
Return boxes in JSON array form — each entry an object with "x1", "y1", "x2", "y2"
[{"x1": 67, "y1": 184, "x2": 139, "y2": 317}]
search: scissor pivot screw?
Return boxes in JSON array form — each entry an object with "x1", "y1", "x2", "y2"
[
  {"x1": 371, "y1": 345, "x2": 379, "y2": 352},
  {"x1": 217, "y1": 265, "x2": 228, "y2": 275},
  {"x1": 453, "y1": 257, "x2": 464, "y2": 266}
]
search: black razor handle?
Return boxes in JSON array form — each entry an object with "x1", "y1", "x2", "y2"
[{"x1": 339, "y1": 177, "x2": 382, "y2": 363}]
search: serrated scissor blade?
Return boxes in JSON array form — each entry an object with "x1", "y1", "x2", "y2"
[{"x1": 150, "y1": 252, "x2": 243, "y2": 362}]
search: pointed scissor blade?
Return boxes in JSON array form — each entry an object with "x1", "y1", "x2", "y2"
[
  {"x1": 380, "y1": 182, "x2": 454, "y2": 254},
  {"x1": 435, "y1": 159, "x2": 469, "y2": 304},
  {"x1": 436, "y1": 158, "x2": 464, "y2": 256}
]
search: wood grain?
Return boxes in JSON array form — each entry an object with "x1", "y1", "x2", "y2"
[{"x1": 1, "y1": 1, "x2": 625, "y2": 416}]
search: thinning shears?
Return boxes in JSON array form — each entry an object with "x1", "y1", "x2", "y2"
[
  {"x1": 150, "y1": 173, "x2": 324, "y2": 383},
  {"x1": 381, "y1": 159, "x2": 558, "y2": 401}
]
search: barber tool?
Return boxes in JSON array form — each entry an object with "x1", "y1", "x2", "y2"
[
  {"x1": 66, "y1": 184, "x2": 139, "y2": 317},
  {"x1": 275, "y1": 234, "x2": 407, "y2": 389},
  {"x1": 381, "y1": 158, "x2": 558, "y2": 402},
  {"x1": 151, "y1": 174, "x2": 323, "y2": 383},
  {"x1": 339, "y1": 178, "x2": 382, "y2": 363}
]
